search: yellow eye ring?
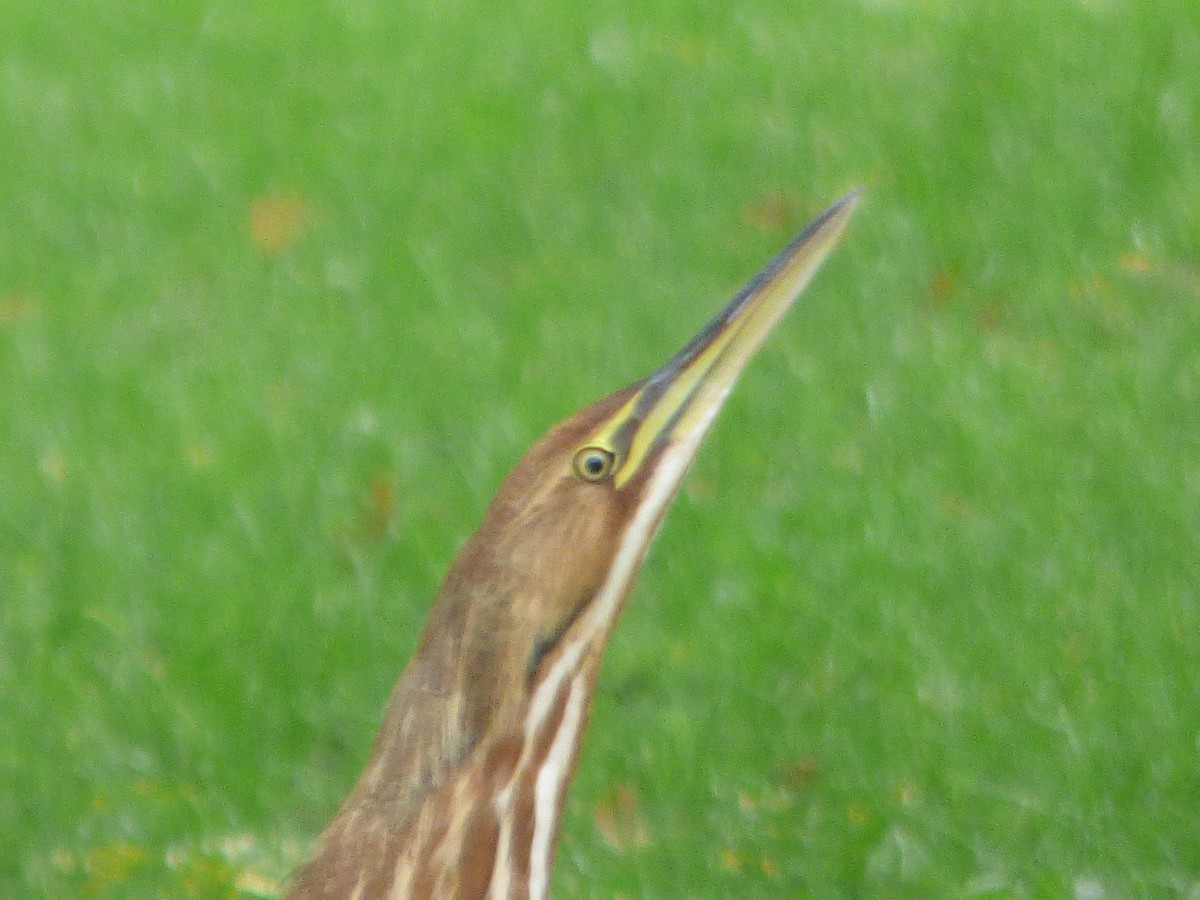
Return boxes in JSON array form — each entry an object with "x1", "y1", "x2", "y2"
[{"x1": 572, "y1": 446, "x2": 616, "y2": 482}]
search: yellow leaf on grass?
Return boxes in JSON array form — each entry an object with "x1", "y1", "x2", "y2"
[
  {"x1": 593, "y1": 783, "x2": 651, "y2": 851},
  {"x1": 0, "y1": 293, "x2": 36, "y2": 323},
  {"x1": 249, "y1": 192, "x2": 312, "y2": 258},
  {"x1": 236, "y1": 870, "x2": 285, "y2": 897},
  {"x1": 927, "y1": 268, "x2": 959, "y2": 307},
  {"x1": 720, "y1": 849, "x2": 744, "y2": 872},
  {"x1": 85, "y1": 842, "x2": 148, "y2": 890},
  {"x1": 773, "y1": 758, "x2": 819, "y2": 792},
  {"x1": 742, "y1": 191, "x2": 793, "y2": 234},
  {"x1": 40, "y1": 449, "x2": 68, "y2": 484},
  {"x1": 1119, "y1": 252, "x2": 1151, "y2": 274},
  {"x1": 365, "y1": 473, "x2": 396, "y2": 539}
]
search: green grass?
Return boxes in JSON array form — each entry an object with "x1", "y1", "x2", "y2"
[{"x1": 2, "y1": 1, "x2": 1198, "y2": 896}]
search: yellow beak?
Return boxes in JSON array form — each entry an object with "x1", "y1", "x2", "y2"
[{"x1": 590, "y1": 191, "x2": 860, "y2": 489}]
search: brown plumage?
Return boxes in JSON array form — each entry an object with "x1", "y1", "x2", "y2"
[{"x1": 288, "y1": 194, "x2": 858, "y2": 899}]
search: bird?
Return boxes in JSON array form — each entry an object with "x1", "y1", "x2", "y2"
[{"x1": 287, "y1": 192, "x2": 859, "y2": 899}]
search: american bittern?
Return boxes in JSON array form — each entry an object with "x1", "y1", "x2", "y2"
[{"x1": 289, "y1": 193, "x2": 859, "y2": 898}]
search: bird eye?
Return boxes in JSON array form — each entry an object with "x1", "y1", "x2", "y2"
[{"x1": 572, "y1": 446, "x2": 616, "y2": 482}]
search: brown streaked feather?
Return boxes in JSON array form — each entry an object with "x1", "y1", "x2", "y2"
[{"x1": 288, "y1": 392, "x2": 639, "y2": 899}]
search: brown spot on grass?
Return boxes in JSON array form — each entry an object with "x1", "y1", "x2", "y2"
[{"x1": 250, "y1": 192, "x2": 313, "y2": 257}]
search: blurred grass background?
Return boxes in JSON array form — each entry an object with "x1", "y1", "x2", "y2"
[{"x1": 2, "y1": 0, "x2": 1198, "y2": 896}]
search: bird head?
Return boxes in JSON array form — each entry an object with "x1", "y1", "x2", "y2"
[{"x1": 429, "y1": 193, "x2": 861, "y2": 743}]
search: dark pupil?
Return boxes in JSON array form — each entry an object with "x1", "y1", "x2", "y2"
[{"x1": 585, "y1": 454, "x2": 605, "y2": 475}]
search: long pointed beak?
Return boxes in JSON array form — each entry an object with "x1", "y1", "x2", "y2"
[{"x1": 590, "y1": 191, "x2": 860, "y2": 488}]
